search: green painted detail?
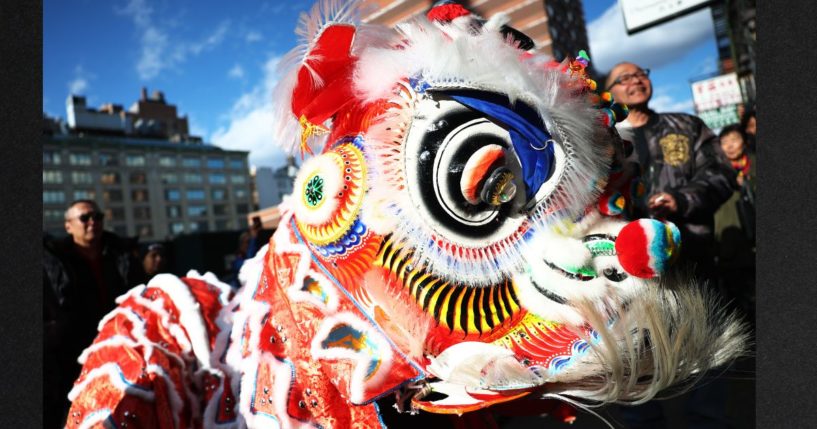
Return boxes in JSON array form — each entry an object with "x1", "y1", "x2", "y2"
[
  {"x1": 585, "y1": 240, "x2": 616, "y2": 257},
  {"x1": 305, "y1": 175, "x2": 324, "y2": 207},
  {"x1": 564, "y1": 264, "x2": 598, "y2": 277}
]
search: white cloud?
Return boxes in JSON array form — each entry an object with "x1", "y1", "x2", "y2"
[
  {"x1": 136, "y1": 26, "x2": 169, "y2": 80},
  {"x1": 649, "y1": 88, "x2": 694, "y2": 114},
  {"x1": 189, "y1": 20, "x2": 230, "y2": 55},
  {"x1": 228, "y1": 64, "x2": 245, "y2": 79},
  {"x1": 68, "y1": 78, "x2": 88, "y2": 95},
  {"x1": 245, "y1": 31, "x2": 262, "y2": 43},
  {"x1": 67, "y1": 65, "x2": 95, "y2": 95},
  {"x1": 211, "y1": 57, "x2": 289, "y2": 169},
  {"x1": 118, "y1": 0, "x2": 231, "y2": 80},
  {"x1": 587, "y1": 4, "x2": 715, "y2": 74},
  {"x1": 691, "y1": 55, "x2": 718, "y2": 77}
]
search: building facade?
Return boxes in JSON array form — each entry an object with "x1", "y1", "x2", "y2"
[
  {"x1": 362, "y1": 0, "x2": 592, "y2": 62},
  {"x1": 43, "y1": 91, "x2": 253, "y2": 241},
  {"x1": 711, "y1": 0, "x2": 756, "y2": 105},
  {"x1": 253, "y1": 156, "x2": 299, "y2": 210}
]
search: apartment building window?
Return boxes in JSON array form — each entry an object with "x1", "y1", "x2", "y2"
[
  {"x1": 169, "y1": 222, "x2": 185, "y2": 235},
  {"x1": 43, "y1": 170, "x2": 63, "y2": 184},
  {"x1": 44, "y1": 150, "x2": 62, "y2": 165},
  {"x1": 73, "y1": 190, "x2": 95, "y2": 200},
  {"x1": 183, "y1": 173, "x2": 203, "y2": 184},
  {"x1": 236, "y1": 203, "x2": 249, "y2": 215},
  {"x1": 186, "y1": 189, "x2": 205, "y2": 200},
  {"x1": 126, "y1": 154, "x2": 146, "y2": 166},
  {"x1": 131, "y1": 189, "x2": 149, "y2": 203},
  {"x1": 99, "y1": 152, "x2": 119, "y2": 166},
  {"x1": 130, "y1": 172, "x2": 147, "y2": 185},
  {"x1": 188, "y1": 221, "x2": 208, "y2": 232},
  {"x1": 166, "y1": 205, "x2": 182, "y2": 218},
  {"x1": 234, "y1": 188, "x2": 248, "y2": 199},
  {"x1": 165, "y1": 189, "x2": 181, "y2": 201},
  {"x1": 187, "y1": 205, "x2": 208, "y2": 217},
  {"x1": 71, "y1": 171, "x2": 93, "y2": 185},
  {"x1": 182, "y1": 157, "x2": 201, "y2": 168},
  {"x1": 160, "y1": 173, "x2": 178, "y2": 184},
  {"x1": 159, "y1": 155, "x2": 177, "y2": 167},
  {"x1": 104, "y1": 207, "x2": 125, "y2": 222},
  {"x1": 230, "y1": 174, "x2": 247, "y2": 184},
  {"x1": 208, "y1": 173, "x2": 226, "y2": 184},
  {"x1": 44, "y1": 209, "x2": 63, "y2": 223},
  {"x1": 211, "y1": 188, "x2": 227, "y2": 201},
  {"x1": 100, "y1": 172, "x2": 121, "y2": 185},
  {"x1": 206, "y1": 157, "x2": 225, "y2": 169},
  {"x1": 212, "y1": 204, "x2": 228, "y2": 216},
  {"x1": 214, "y1": 219, "x2": 232, "y2": 230},
  {"x1": 229, "y1": 159, "x2": 245, "y2": 169},
  {"x1": 133, "y1": 206, "x2": 151, "y2": 220},
  {"x1": 43, "y1": 191, "x2": 66, "y2": 204},
  {"x1": 69, "y1": 152, "x2": 92, "y2": 166},
  {"x1": 102, "y1": 190, "x2": 123, "y2": 204}
]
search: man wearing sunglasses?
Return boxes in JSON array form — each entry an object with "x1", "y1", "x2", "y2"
[
  {"x1": 43, "y1": 199, "x2": 139, "y2": 429},
  {"x1": 605, "y1": 62, "x2": 738, "y2": 429}
]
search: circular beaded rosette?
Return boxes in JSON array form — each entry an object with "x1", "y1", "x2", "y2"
[{"x1": 293, "y1": 139, "x2": 367, "y2": 246}]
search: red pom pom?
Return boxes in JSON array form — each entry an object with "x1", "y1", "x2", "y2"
[
  {"x1": 615, "y1": 219, "x2": 681, "y2": 279},
  {"x1": 427, "y1": 3, "x2": 471, "y2": 22}
]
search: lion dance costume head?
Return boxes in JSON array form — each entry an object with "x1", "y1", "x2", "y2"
[{"x1": 66, "y1": 2, "x2": 747, "y2": 428}]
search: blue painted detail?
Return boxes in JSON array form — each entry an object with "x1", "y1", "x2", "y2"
[
  {"x1": 546, "y1": 330, "x2": 602, "y2": 375},
  {"x1": 301, "y1": 276, "x2": 330, "y2": 305},
  {"x1": 315, "y1": 220, "x2": 368, "y2": 257},
  {"x1": 446, "y1": 91, "x2": 555, "y2": 201},
  {"x1": 409, "y1": 75, "x2": 430, "y2": 94},
  {"x1": 321, "y1": 323, "x2": 382, "y2": 380}
]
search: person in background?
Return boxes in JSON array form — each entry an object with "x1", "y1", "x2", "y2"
[
  {"x1": 228, "y1": 216, "x2": 271, "y2": 288},
  {"x1": 43, "y1": 200, "x2": 139, "y2": 429},
  {"x1": 131, "y1": 242, "x2": 169, "y2": 285},
  {"x1": 607, "y1": 61, "x2": 737, "y2": 282},
  {"x1": 714, "y1": 124, "x2": 756, "y2": 325},
  {"x1": 605, "y1": 62, "x2": 738, "y2": 429}
]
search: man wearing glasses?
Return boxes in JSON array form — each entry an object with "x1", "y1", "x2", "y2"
[
  {"x1": 606, "y1": 62, "x2": 735, "y2": 278},
  {"x1": 605, "y1": 63, "x2": 737, "y2": 428},
  {"x1": 43, "y1": 199, "x2": 139, "y2": 429}
]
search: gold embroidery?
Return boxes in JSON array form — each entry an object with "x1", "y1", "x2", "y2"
[{"x1": 659, "y1": 134, "x2": 690, "y2": 166}]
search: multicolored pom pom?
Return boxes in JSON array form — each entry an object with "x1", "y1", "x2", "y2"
[
  {"x1": 601, "y1": 108, "x2": 615, "y2": 127},
  {"x1": 611, "y1": 102, "x2": 628, "y2": 122},
  {"x1": 598, "y1": 191, "x2": 626, "y2": 216},
  {"x1": 614, "y1": 219, "x2": 681, "y2": 278}
]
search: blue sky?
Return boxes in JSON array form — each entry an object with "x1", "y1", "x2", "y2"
[{"x1": 44, "y1": 0, "x2": 720, "y2": 170}]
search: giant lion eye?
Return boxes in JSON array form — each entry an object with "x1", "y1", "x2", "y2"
[
  {"x1": 404, "y1": 91, "x2": 532, "y2": 244},
  {"x1": 376, "y1": 85, "x2": 570, "y2": 285}
]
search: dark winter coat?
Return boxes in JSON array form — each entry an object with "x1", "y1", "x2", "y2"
[{"x1": 617, "y1": 112, "x2": 737, "y2": 276}]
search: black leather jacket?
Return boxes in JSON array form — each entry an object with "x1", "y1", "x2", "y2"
[{"x1": 617, "y1": 112, "x2": 737, "y2": 274}]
